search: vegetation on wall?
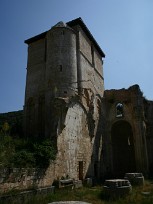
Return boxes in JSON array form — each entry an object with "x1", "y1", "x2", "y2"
[
  {"x1": 0, "y1": 116, "x2": 57, "y2": 168},
  {"x1": 0, "y1": 133, "x2": 57, "y2": 168}
]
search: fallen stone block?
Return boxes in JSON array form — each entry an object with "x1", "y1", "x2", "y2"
[
  {"x1": 103, "y1": 179, "x2": 132, "y2": 199},
  {"x1": 124, "y1": 173, "x2": 144, "y2": 185}
]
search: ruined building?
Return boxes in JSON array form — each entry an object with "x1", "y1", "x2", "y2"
[{"x1": 24, "y1": 17, "x2": 153, "y2": 182}]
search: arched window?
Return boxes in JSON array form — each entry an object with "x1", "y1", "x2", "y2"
[{"x1": 116, "y1": 103, "x2": 123, "y2": 117}]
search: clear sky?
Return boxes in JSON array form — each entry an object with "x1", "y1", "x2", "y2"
[{"x1": 0, "y1": 0, "x2": 153, "y2": 113}]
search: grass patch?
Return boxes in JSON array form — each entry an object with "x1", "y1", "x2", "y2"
[{"x1": 1, "y1": 180, "x2": 153, "y2": 204}]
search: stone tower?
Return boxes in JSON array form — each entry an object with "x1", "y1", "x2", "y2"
[
  {"x1": 24, "y1": 18, "x2": 105, "y2": 139},
  {"x1": 24, "y1": 18, "x2": 105, "y2": 180}
]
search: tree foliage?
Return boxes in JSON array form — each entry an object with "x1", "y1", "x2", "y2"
[
  {"x1": 0, "y1": 130, "x2": 57, "y2": 168},
  {"x1": 0, "y1": 114, "x2": 57, "y2": 168}
]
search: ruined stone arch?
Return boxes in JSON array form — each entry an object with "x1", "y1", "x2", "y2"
[{"x1": 111, "y1": 120, "x2": 136, "y2": 177}]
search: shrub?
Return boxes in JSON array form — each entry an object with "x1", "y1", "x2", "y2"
[
  {"x1": 0, "y1": 134, "x2": 57, "y2": 168},
  {"x1": 34, "y1": 140, "x2": 57, "y2": 168},
  {"x1": 12, "y1": 150, "x2": 36, "y2": 168}
]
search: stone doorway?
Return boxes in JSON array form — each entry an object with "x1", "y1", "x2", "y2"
[
  {"x1": 78, "y1": 161, "x2": 83, "y2": 180},
  {"x1": 111, "y1": 121, "x2": 136, "y2": 177}
]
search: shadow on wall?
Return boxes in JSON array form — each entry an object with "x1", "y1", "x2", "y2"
[
  {"x1": 85, "y1": 95, "x2": 111, "y2": 183},
  {"x1": 85, "y1": 97, "x2": 137, "y2": 182}
]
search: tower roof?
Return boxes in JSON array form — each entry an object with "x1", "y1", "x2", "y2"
[
  {"x1": 53, "y1": 21, "x2": 67, "y2": 28},
  {"x1": 67, "y1": 18, "x2": 105, "y2": 57},
  {"x1": 25, "y1": 17, "x2": 105, "y2": 57}
]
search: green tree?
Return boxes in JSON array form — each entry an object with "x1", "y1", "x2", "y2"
[
  {"x1": 1, "y1": 122, "x2": 10, "y2": 135},
  {"x1": 34, "y1": 140, "x2": 56, "y2": 168}
]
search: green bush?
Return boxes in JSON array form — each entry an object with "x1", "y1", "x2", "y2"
[
  {"x1": 0, "y1": 118, "x2": 57, "y2": 168},
  {"x1": 12, "y1": 150, "x2": 36, "y2": 168},
  {"x1": 0, "y1": 135, "x2": 15, "y2": 168},
  {"x1": 0, "y1": 133, "x2": 57, "y2": 168},
  {"x1": 34, "y1": 140, "x2": 57, "y2": 168}
]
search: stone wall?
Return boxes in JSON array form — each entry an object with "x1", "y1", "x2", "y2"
[
  {"x1": 102, "y1": 85, "x2": 148, "y2": 177},
  {"x1": 0, "y1": 163, "x2": 55, "y2": 193},
  {"x1": 145, "y1": 100, "x2": 153, "y2": 175},
  {"x1": 54, "y1": 101, "x2": 92, "y2": 180},
  {"x1": 78, "y1": 26, "x2": 104, "y2": 96},
  {"x1": 25, "y1": 38, "x2": 46, "y2": 100},
  {"x1": 51, "y1": 93, "x2": 103, "y2": 181}
]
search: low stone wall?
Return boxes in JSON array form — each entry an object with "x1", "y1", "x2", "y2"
[
  {"x1": 0, "y1": 186, "x2": 55, "y2": 203},
  {"x1": 0, "y1": 163, "x2": 55, "y2": 193}
]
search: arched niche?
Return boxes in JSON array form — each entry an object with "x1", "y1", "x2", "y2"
[{"x1": 116, "y1": 103, "x2": 123, "y2": 118}]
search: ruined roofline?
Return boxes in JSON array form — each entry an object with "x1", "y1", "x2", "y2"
[
  {"x1": 104, "y1": 84, "x2": 141, "y2": 93},
  {"x1": 24, "y1": 17, "x2": 105, "y2": 58},
  {"x1": 103, "y1": 84, "x2": 146, "y2": 101}
]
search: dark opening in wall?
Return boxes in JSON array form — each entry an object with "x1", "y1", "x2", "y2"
[
  {"x1": 79, "y1": 161, "x2": 83, "y2": 180},
  {"x1": 64, "y1": 91, "x2": 67, "y2": 94},
  {"x1": 116, "y1": 103, "x2": 123, "y2": 118},
  {"x1": 111, "y1": 121, "x2": 136, "y2": 177},
  {"x1": 59, "y1": 65, "x2": 63, "y2": 72}
]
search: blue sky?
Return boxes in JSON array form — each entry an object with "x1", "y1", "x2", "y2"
[{"x1": 0, "y1": 0, "x2": 153, "y2": 113}]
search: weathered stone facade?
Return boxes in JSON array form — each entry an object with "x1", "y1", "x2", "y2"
[
  {"x1": 24, "y1": 18, "x2": 104, "y2": 183},
  {"x1": 23, "y1": 17, "x2": 153, "y2": 187},
  {"x1": 101, "y1": 85, "x2": 149, "y2": 179}
]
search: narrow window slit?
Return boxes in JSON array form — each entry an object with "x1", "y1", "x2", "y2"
[{"x1": 59, "y1": 65, "x2": 63, "y2": 72}]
